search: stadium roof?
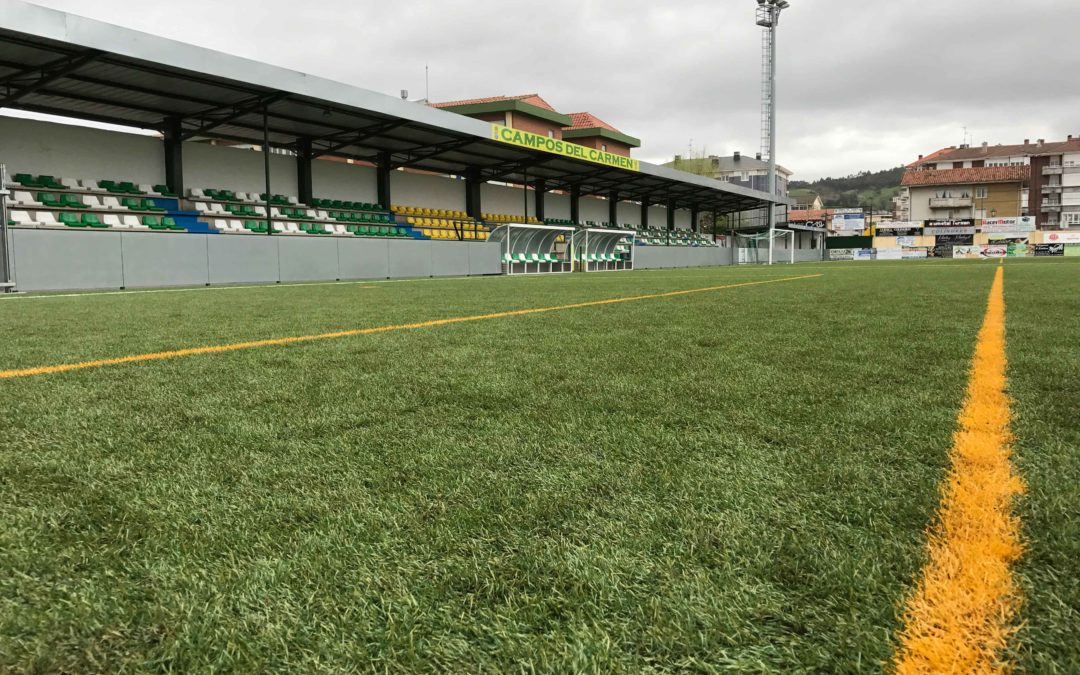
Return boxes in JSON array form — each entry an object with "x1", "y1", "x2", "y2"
[{"x1": 0, "y1": 1, "x2": 787, "y2": 214}]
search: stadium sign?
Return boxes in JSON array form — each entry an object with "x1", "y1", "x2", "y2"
[
  {"x1": 875, "y1": 221, "x2": 921, "y2": 236},
  {"x1": 829, "y1": 248, "x2": 854, "y2": 260},
  {"x1": 789, "y1": 219, "x2": 826, "y2": 231},
  {"x1": 831, "y1": 210, "x2": 866, "y2": 232},
  {"x1": 924, "y1": 218, "x2": 976, "y2": 235},
  {"x1": 1034, "y1": 243, "x2": 1065, "y2": 256},
  {"x1": 1043, "y1": 231, "x2": 1080, "y2": 244},
  {"x1": 981, "y1": 216, "x2": 1035, "y2": 233},
  {"x1": 490, "y1": 124, "x2": 640, "y2": 171}
]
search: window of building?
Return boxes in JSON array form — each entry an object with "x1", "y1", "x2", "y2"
[
  {"x1": 975, "y1": 187, "x2": 988, "y2": 199},
  {"x1": 601, "y1": 144, "x2": 607, "y2": 151},
  {"x1": 547, "y1": 130, "x2": 554, "y2": 138}
]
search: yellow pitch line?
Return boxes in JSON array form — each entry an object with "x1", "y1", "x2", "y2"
[
  {"x1": 893, "y1": 265, "x2": 1024, "y2": 673},
  {"x1": 0, "y1": 274, "x2": 821, "y2": 380}
]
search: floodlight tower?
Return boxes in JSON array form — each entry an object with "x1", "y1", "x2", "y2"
[{"x1": 756, "y1": 0, "x2": 789, "y2": 264}]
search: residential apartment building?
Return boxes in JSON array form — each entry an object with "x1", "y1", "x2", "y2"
[
  {"x1": 663, "y1": 152, "x2": 793, "y2": 228},
  {"x1": 898, "y1": 136, "x2": 1080, "y2": 228}
]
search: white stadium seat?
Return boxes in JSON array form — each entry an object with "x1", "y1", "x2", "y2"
[
  {"x1": 122, "y1": 215, "x2": 146, "y2": 229},
  {"x1": 104, "y1": 214, "x2": 124, "y2": 228},
  {"x1": 272, "y1": 222, "x2": 286, "y2": 233},
  {"x1": 286, "y1": 196, "x2": 299, "y2": 205},
  {"x1": 35, "y1": 211, "x2": 59, "y2": 226},
  {"x1": 82, "y1": 195, "x2": 103, "y2": 208},
  {"x1": 284, "y1": 222, "x2": 300, "y2": 234},
  {"x1": 9, "y1": 210, "x2": 35, "y2": 225},
  {"x1": 228, "y1": 219, "x2": 245, "y2": 233},
  {"x1": 12, "y1": 191, "x2": 42, "y2": 207},
  {"x1": 253, "y1": 205, "x2": 266, "y2": 216},
  {"x1": 333, "y1": 224, "x2": 348, "y2": 235},
  {"x1": 208, "y1": 202, "x2": 227, "y2": 214},
  {"x1": 61, "y1": 177, "x2": 80, "y2": 191},
  {"x1": 189, "y1": 188, "x2": 207, "y2": 199},
  {"x1": 102, "y1": 196, "x2": 124, "y2": 210},
  {"x1": 139, "y1": 184, "x2": 160, "y2": 196},
  {"x1": 80, "y1": 179, "x2": 105, "y2": 192},
  {"x1": 193, "y1": 202, "x2": 209, "y2": 213}
]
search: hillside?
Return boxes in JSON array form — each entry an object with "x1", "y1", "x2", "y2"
[{"x1": 790, "y1": 166, "x2": 904, "y2": 211}]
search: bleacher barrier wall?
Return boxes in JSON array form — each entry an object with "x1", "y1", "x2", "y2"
[
  {"x1": 634, "y1": 247, "x2": 732, "y2": 269},
  {"x1": 8, "y1": 228, "x2": 502, "y2": 291}
]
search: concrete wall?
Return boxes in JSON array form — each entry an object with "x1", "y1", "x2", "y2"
[{"x1": 7, "y1": 228, "x2": 501, "y2": 292}]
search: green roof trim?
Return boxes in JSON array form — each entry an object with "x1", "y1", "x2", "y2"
[
  {"x1": 438, "y1": 100, "x2": 572, "y2": 127},
  {"x1": 561, "y1": 127, "x2": 641, "y2": 148}
]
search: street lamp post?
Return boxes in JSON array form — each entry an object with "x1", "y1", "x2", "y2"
[{"x1": 756, "y1": 0, "x2": 789, "y2": 265}]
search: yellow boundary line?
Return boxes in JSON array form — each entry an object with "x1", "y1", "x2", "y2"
[
  {"x1": 0, "y1": 274, "x2": 820, "y2": 380},
  {"x1": 893, "y1": 265, "x2": 1024, "y2": 673}
]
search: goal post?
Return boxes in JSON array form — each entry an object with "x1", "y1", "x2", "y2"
[{"x1": 735, "y1": 229, "x2": 794, "y2": 265}]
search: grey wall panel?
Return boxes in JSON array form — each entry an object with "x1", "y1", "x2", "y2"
[
  {"x1": 207, "y1": 234, "x2": 279, "y2": 284},
  {"x1": 11, "y1": 228, "x2": 123, "y2": 291},
  {"x1": 338, "y1": 238, "x2": 390, "y2": 279},
  {"x1": 430, "y1": 240, "x2": 470, "y2": 277},
  {"x1": 278, "y1": 236, "x2": 339, "y2": 282},
  {"x1": 469, "y1": 242, "x2": 503, "y2": 276},
  {"x1": 387, "y1": 239, "x2": 432, "y2": 278},
  {"x1": 634, "y1": 246, "x2": 732, "y2": 270},
  {"x1": 122, "y1": 232, "x2": 209, "y2": 288}
]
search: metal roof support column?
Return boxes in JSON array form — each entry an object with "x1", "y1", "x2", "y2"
[
  {"x1": 608, "y1": 191, "x2": 618, "y2": 226},
  {"x1": 465, "y1": 167, "x2": 482, "y2": 220},
  {"x1": 376, "y1": 151, "x2": 392, "y2": 209},
  {"x1": 296, "y1": 137, "x2": 313, "y2": 205},
  {"x1": 690, "y1": 206, "x2": 699, "y2": 233},
  {"x1": 666, "y1": 198, "x2": 676, "y2": 230},
  {"x1": 534, "y1": 178, "x2": 546, "y2": 223},
  {"x1": 640, "y1": 196, "x2": 650, "y2": 229},
  {"x1": 712, "y1": 209, "x2": 718, "y2": 242},
  {"x1": 262, "y1": 105, "x2": 273, "y2": 236},
  {"x1": 163, "y1": 115, "x2": 184, "y2": 199},
  {"x1": 570, "y1": 184, "x2": 581, "y2": 225}
]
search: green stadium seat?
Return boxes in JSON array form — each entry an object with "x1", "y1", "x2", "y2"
[
  {"x1": 59, "y1": 212, "x2": 82, "y2": 227},
  {"x1": 142, "y1": 216, "x2": 164, "y2": 230},
  {"x1": 244, "y1": 219, "x2": 267, "y2": 233},
  {"x1": 153, "y1": 184, "x2": 177, "y2": 197},
  {"x1": 163, "y1": 217, "x2": 182, "y2": 231},
  {"x1": 39, "y1": 175, "x2": 65, "y2": 189},
  {"x1": 14, "y1": 173, "x2": 41, "y2": 188},
  {"x1": 121, "y1": 197, "x2": 142, "y2": 209},
  {"x1": 82, "y1": 213, "x2": 106, "y2": 228},
  {"x1": 117, "y1": 181, "x2": 142, "y2": 194},
  {"x1": 37, "y1": 192, "x2": 60, "y2": 207},
  {"x1": 144, "y1": 199, "x2": 166, "y2": 213},
  {"x1": 60, "y1": 194, "x2": 83, "y2": 208}
]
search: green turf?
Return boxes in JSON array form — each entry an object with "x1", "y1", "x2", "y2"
[{"x1": 0, "y1": 259, "x2": 1075, "y2": 671}]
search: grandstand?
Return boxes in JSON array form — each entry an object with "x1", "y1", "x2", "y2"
[{"x1": 0, "y1": 1, "x2": 800, "y2": 293}]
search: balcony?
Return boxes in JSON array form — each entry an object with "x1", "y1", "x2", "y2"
[
  {"x1": 929, "y1": 197, "x2": 972, "y2": 208},
  {"x1": 1042, "y1": 184, "x2": 1063, "y2": 193},
  {"x1": 1043, "y1": 165, "x2": 1063, "y2": 175},
  {"x1": 1042, "y1": 200, "x2": 1062, "y2": 210}
]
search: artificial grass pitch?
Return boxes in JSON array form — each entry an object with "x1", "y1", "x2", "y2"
[{"x1": 0, "y1": 260, "x2": 1076, "y2": 671}]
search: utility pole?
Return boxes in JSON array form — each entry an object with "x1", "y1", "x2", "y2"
[{"x1": 757, "y1": 0, "x2": 789, "y2": 265}]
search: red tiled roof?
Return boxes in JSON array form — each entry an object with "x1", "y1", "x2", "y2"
[
  {"x1": 565, "y1": 111, "x2": 621, "y2": 133},
  {"x1": 429, "y1": 93, "x2": 557, "y2": 111},
  {"x1": 788, "y1": 209, "x2": 834, "y2": 221},
  {"x1": 901, "y1": 165, "x2": 1030, "y2": 187},
  {"x1": 911, "y1": 138, "x2": 1080, "y2": 166},
  {"x1": 906, "y1": 147, "x2": 953, "y2": 169}
]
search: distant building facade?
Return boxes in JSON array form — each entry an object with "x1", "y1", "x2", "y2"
[{"x1": 899, "y1": 136, "x2": 1080, "y2": 228}]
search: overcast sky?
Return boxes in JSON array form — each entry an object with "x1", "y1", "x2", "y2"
[{"x1": 24, "y1": 0, "x2": 1080, "y2": 181}]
